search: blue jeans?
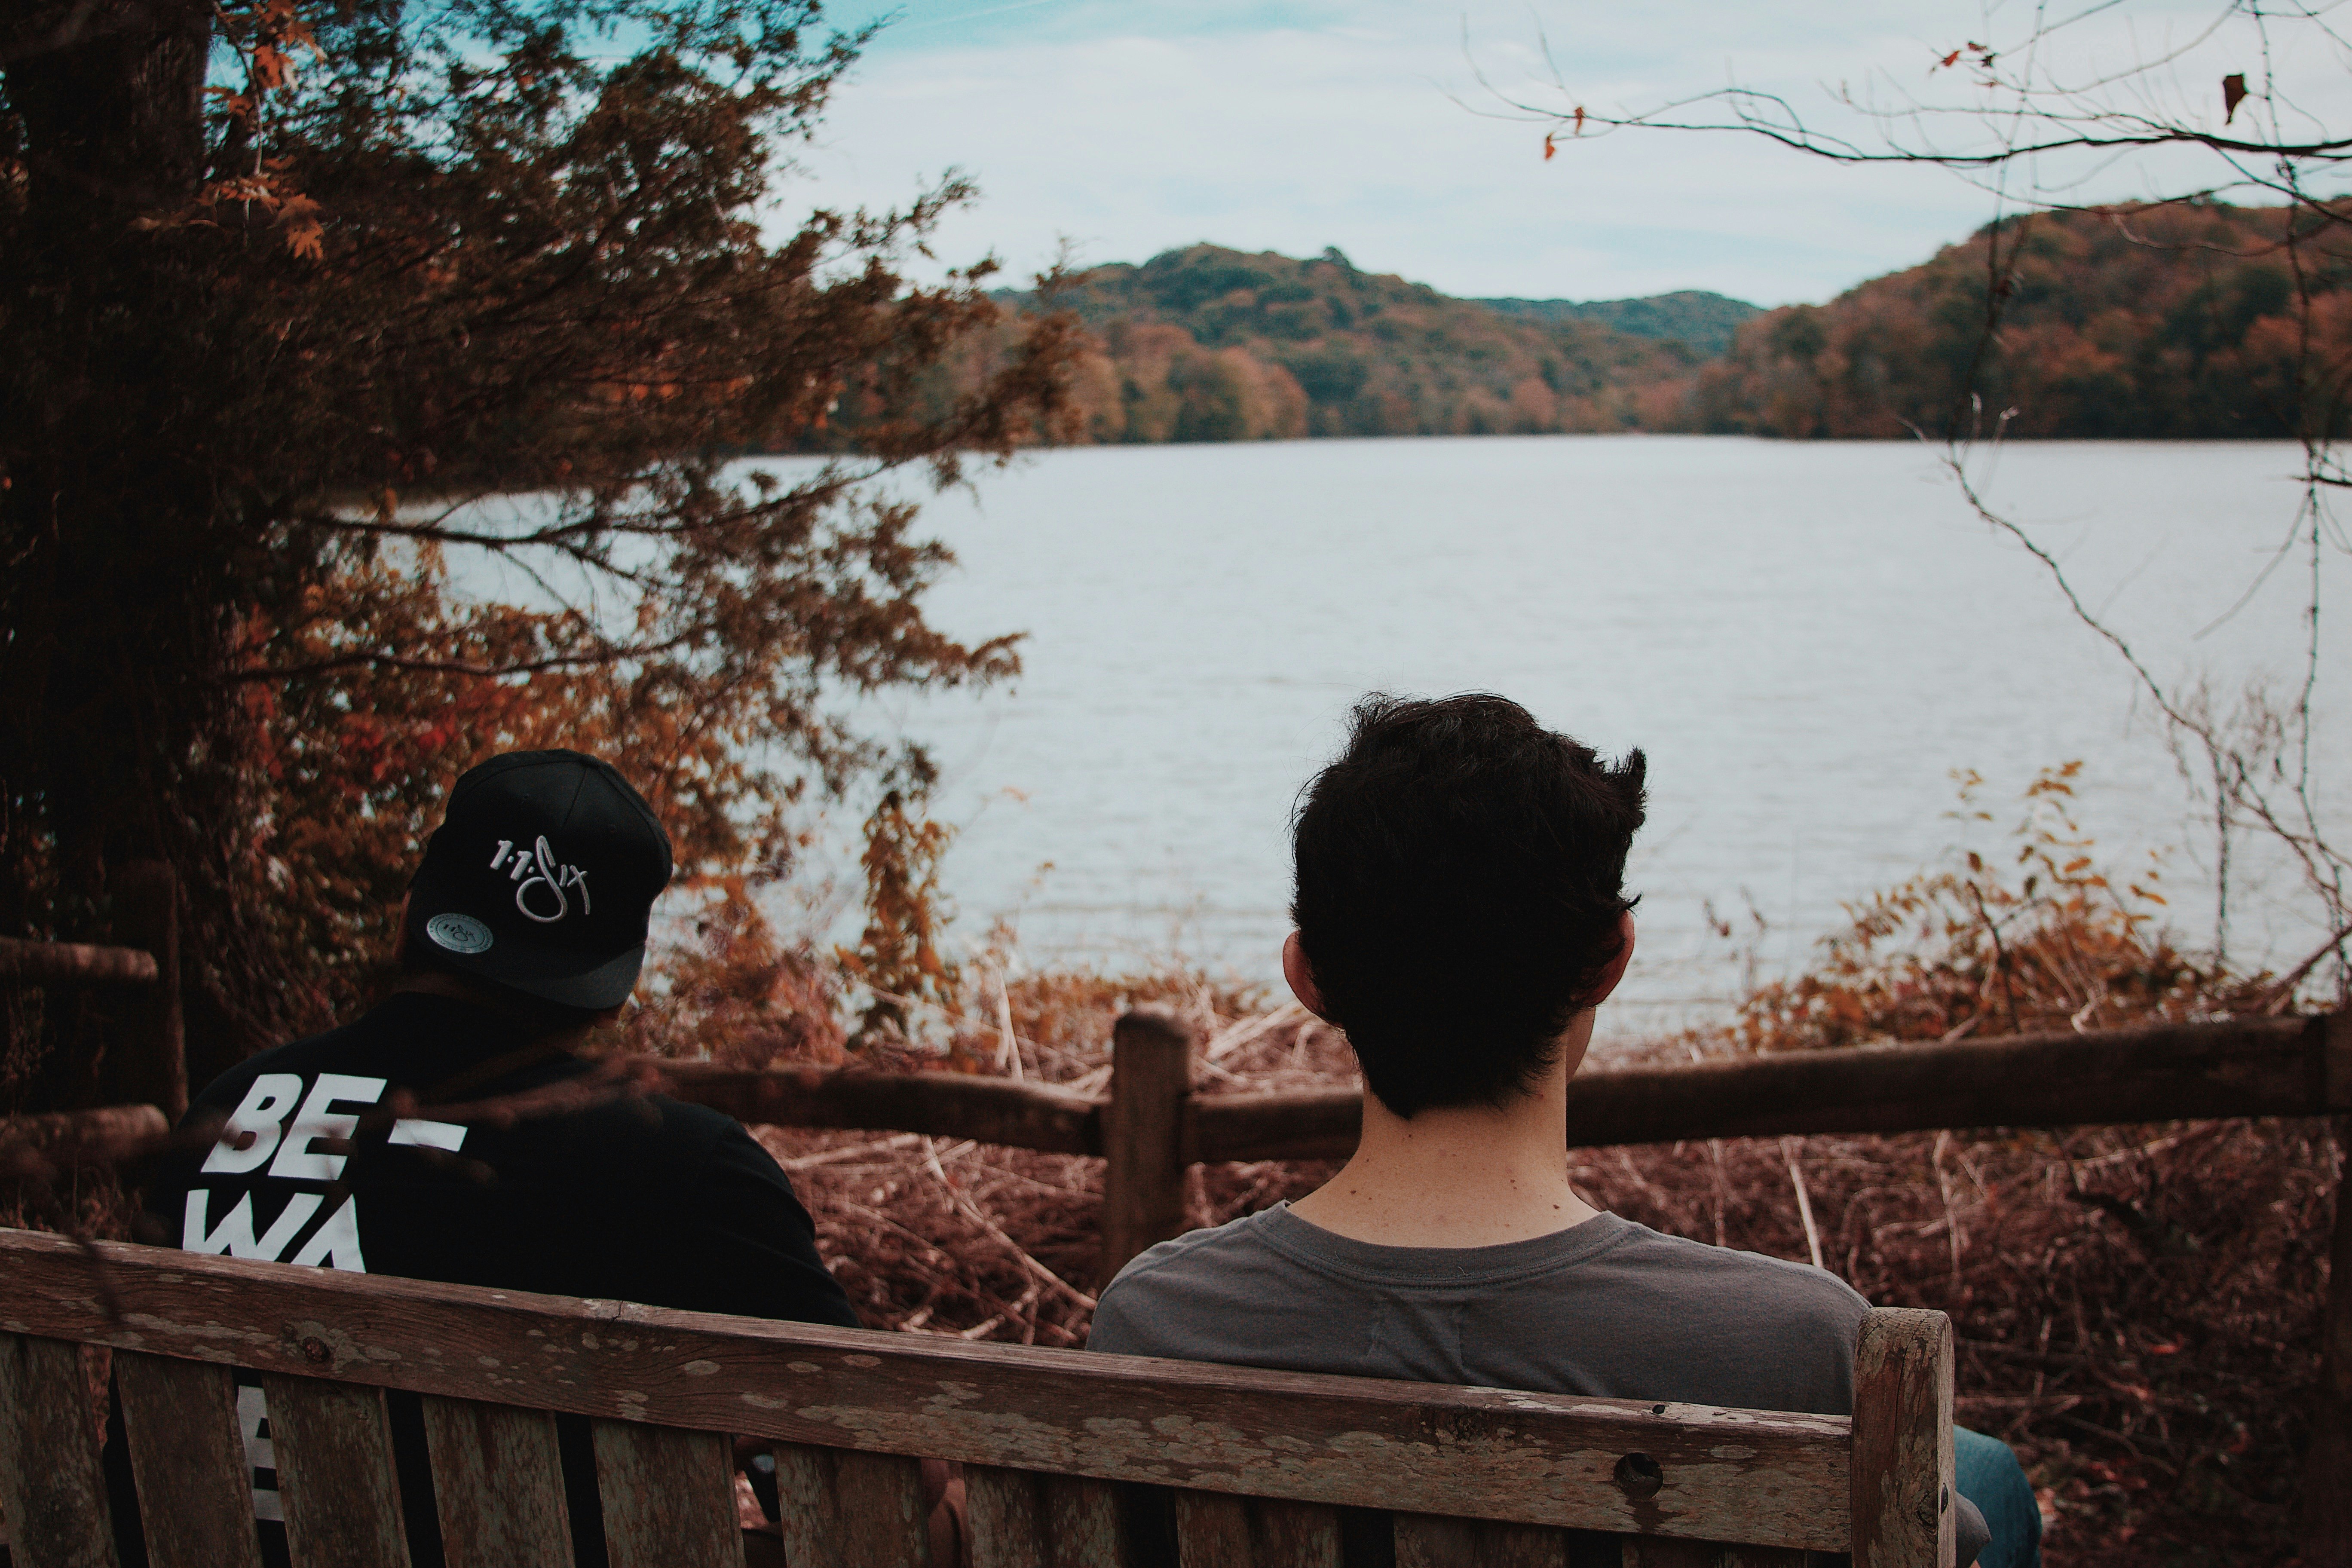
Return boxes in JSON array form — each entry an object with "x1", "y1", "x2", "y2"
[{"x1": 1957, "y1": 1425, "x2": 2043, "y2": 1568}]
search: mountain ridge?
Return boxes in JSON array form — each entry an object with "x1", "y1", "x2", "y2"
[
  {"x1": 985, "y1": 244, "x2": 1718, "y2": 442},
  {"x1": 962, "y1": 211, "x2": 2339, "y2": 444}
]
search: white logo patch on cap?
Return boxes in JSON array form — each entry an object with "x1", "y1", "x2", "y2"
[
  {"x1": 426, "y1": 913, "x2": 495, "y2": 954},
  {"x1": 488, "y1": 836, "x2": 592, "y2": 924}
]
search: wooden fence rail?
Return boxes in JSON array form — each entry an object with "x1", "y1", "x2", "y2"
[
  {"x1": 0, "y1": 937, "x2": 159, "y2": 989},
  {"x1": 0, "y1": 860, "x2": 186, "y2": 1118},
  {"x1": 637, "y1": 1009, "x2": 2350, "y2": 1163}
]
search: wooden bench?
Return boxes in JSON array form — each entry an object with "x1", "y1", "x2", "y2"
[{"x1": 0, "y1": 1227, "x2": 1960, "y2": 1567}]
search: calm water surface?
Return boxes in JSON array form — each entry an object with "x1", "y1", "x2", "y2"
[{"x1": 809, "y1": 436, "x2": 2347, "y2": 1041}]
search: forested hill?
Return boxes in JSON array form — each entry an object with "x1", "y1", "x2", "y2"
[
  {"x1": 1688, "y1": 202, "x2": 2352, "y2": 440},
  {"x1": 1475, "y1": 291, "x2": 1760, "y2": 357},
  {"x1": 989, "y1": 246, "x2": 1722, "y2": 442},
  {"x1": 975, "y1": 209, "x2": 2344, "y2": 445}
]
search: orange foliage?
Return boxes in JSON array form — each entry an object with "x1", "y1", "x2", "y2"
[
  {"x1": 1696, "y1": 764, "x2": 2261, "y2": 1058},
  {"x1": 1689, "y1": 202, "x2": 2352, "y2": 440}
]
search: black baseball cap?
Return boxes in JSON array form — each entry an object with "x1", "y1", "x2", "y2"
[{"x1": 403, "y1": 750, "x2": 674, "y2": 1009}]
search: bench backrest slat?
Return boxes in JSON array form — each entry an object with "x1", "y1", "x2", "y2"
[
  {"x1": 259, "y1": 1372, "x2": 412, "y2": 1567},
  {"x1": 1396, "y1": 1513, "x2": 1559, "y2": 1566},
  {"x1": 772, "y1": 1443, "x2": 930, "y2": 1568},
  {"x1": 1618, "y1": 1542, "x2": 1812, "y2": 1566},
  {"x1": 964, "y1": 1467, "x2": 1125, "y2": 1568},
  {"x1": 1174, "y1": 1491, "x2": 1344, "y2": 1568},
  {"x1": 113, "y1": 1351, "x2": 261, "y2": 1568},
  {"x1": 416, "y1": 1394, "x2": 575, "y2": 1568},
  {"x1": 0, "y1": 1333, "x2": 120, "y2": 1568},
  {"x1": 588, "y1": 1419, "x2": 741, "y2": 1568}
]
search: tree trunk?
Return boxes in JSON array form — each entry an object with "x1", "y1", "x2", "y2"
[
  {"x1": 3, "y1": 0, "x2": 212, "y2": 226},
  {"x1": 0, "y1": 0, "x2": 240, "y2": 1112}
]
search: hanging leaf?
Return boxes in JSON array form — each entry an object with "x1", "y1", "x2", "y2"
[
  {"x1": 1543, "y1": 132, "x2": 1557, "y2": 160},
  {"x1": 2222, "y1": 72, "x2": 2248, "y2": 122}
]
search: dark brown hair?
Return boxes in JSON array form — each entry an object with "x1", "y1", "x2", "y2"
[{"x1": 1290, "y1": 693, "x2": 1646, "y2": 1117}]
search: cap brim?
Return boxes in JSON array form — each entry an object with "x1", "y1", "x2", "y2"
[{"x1": 405, "y1": 896, "x2": 646, "y2": 1010}]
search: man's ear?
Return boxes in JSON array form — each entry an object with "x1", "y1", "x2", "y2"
[
  {"x1": 1282, "y1": 931, "x2": 1332, "y2": 1021},
  {"x1": 1585, "y1": 910, "x2": 1638, "y2": 1008}
]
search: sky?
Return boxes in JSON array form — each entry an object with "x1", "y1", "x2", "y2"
[{"x1": 780, "y1": 0, "x2": 2345, "y2": 308}]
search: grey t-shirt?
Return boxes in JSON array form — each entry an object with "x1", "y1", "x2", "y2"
[
  {"x1": 1089, "y1": 1204, "x2": 1987, "y2": 1560},
  {"x1": 1091, "y1": 1204, "x2": 1865, "y2": 1411}
]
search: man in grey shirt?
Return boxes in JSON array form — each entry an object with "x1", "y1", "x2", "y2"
[{"x1": 1089, "y1": 693, "x2": 2034, "y2": 1567}]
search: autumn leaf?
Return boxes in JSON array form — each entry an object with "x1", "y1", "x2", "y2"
[
  {"x1": 1543, "y1": 132, "x2": 1556, "y2": 160},
  {"x1": 2222, "y1": 72, "x2": 2248, "y2": 122},
  {"x1": 1572, "y1": 104, "x2": 1586, "y2": 134},
  {"x1": 1939, "y1": 48, "x2": 1962, "y2": 69}
]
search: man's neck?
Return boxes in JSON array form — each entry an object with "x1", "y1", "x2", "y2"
[{"x1": 1287, "y1": 1014, "x2": 1602, "y2": 1249}]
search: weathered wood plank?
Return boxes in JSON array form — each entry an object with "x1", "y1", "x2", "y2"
[
  {"x1": 1395, "y1": 1516, "x2": 1570, "y2": 1568},
  {"x1": 644, "y1": 1061, "x2": 1099, "y2": 1155},
  {"x1": 1849, "y1": 1311, "x2": 1954, "y2": 1568},
  {"x1": 1251, "y1": 1501, "x2": 1341, "y2": 1568},
  {"x1": 1393, "y1": 1516, "x2": 1477, "y2": 1568},
  {"x1": 1041, "y1": 1476, "x2": 1125, "y2": 1568},
  {"x1": 1102, "y1": 1005, "x2": 1194, "y2": 1280},
  {"x1": 258, "y1": 1373, "x2": 411, "y2": 1568},
  {"x1": 767, "y1": 1442, "x2": 925, "y2": 1568},
  {"x1": 1192, "y1": 1014, "x2": 2335, "y2": 1161},
  {"x1": 1173, "y1": 1491, "x2": 1250, "y2": 1568},
  {"x1": 1466, "y1": 1523, "x2": 1567, "y2": 1568},
  {"x1": 420, "y1": 1395, "x2": 574, "y2": 1568},
  {"x1": 589, "y1": 1419, "x2": 741, "y2": 1568},
  {"x1": 0, "y1": 1231, "x2": 1852, "y2": 1549},
  {"x1": 772, "y1": 1443, "x2": 843, "y2": 1568},
  {"x1": 965, "y1": 1466, "x2": 1047, "y2": 1568},
  {"x1": 1619, "y1": 1543, "x2": 1813, "y2": 1566},
  {"x1": 0, "y1": 1333, "x2": 119, "y2": 1568},
  {"x1": 113, "y1": 1351, "x2": 261, "y2": 1568},
  {"x1": 1167, "y1": 1494, "x2": 1343, "y2": 1568},
  {"x1": 834, "y1": 1451, "x2": 928, "y2": 1568}
]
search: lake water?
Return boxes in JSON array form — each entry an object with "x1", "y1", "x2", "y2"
[{"x1": 799, "y1": 436, "x2": 2348, "y2": 1038}]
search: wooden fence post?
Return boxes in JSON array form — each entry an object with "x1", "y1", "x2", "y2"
[
  {"x1": 104, "y1": 860, "x2": 186, "y2": 1121},
  {"x1": 2307, "y1": 1012, "x2": 2352, "y2": 1566},
  {"x1": 1099, "y1": 1004, "x2": 1192, "y2": 1286}
]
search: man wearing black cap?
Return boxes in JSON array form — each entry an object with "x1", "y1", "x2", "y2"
[{"x1": 142, "y1": 749, "x2": 858, "y2": 1561}]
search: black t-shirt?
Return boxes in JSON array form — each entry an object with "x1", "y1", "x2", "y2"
[
  {"x1": 149, "y1": 991, "x2": 856, "y2": 1325},
  {"x1": 132, "y1": 991, "x2": 857, "y2": 1565}
]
